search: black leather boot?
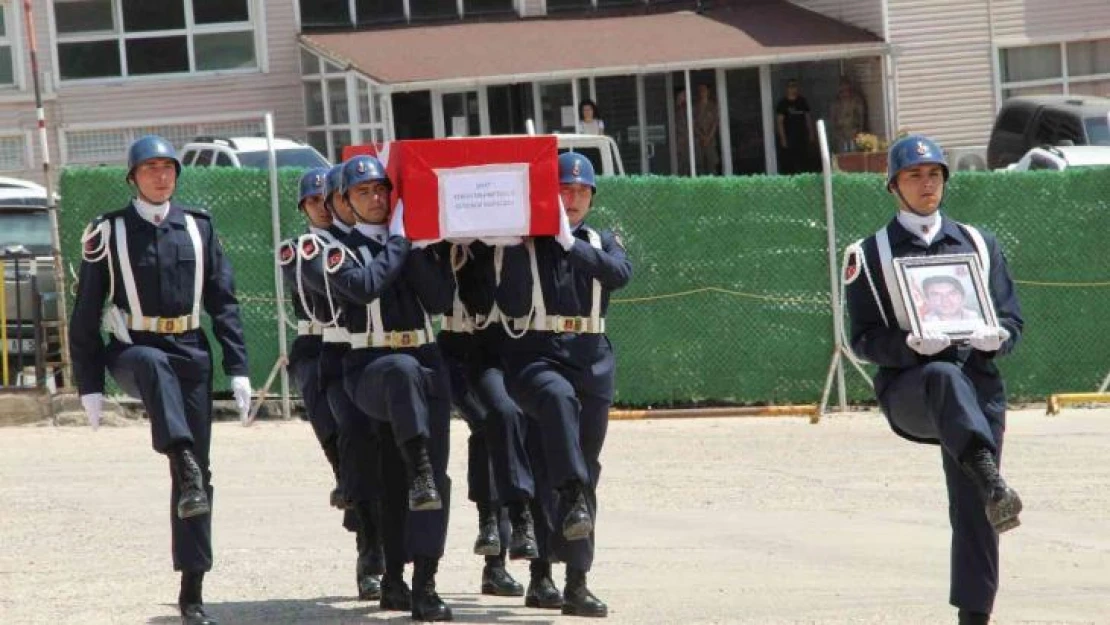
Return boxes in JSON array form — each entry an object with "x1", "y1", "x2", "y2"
[
  {"x1": 179, "y1": 572, "x2": 218, "y2": 625},
  {"x1": 562, "y1": 567, "x2": 607, "y2": 618},
  {"x1": 960, "y1": 444, "x2": 1023, "y2": 533},
  {"x1": 412, "y1": 556, "x2": 453, "y2": 621},
  {"x1": 379, "y1": 566, "x2": 412, "y2": 611},
  {"x1": 481, "y1": 556, "x2": 524, "y2": 596},
  {"x1": 473, "y1": 502, "x2": 501, "y2": 556},
  {"x1": 403, "y1": 437, "x2": 442, "y2": 511},
  {"x1": 508, "y1": 501, "x2": 539, "y2": 560},
  {"x1": 171, "y1": 446, "x2": 210, "y2": 520},
  {"x1": 560, "y1": 483, "x2": 593, "y2": 541},
  {"x1": 958, "y1": 609, "x2": 990, "y2": 625},
  {"x1": 524, "y1": 560, "x2": 563, "y2": 609},
  {"x1": 321, "y1": 437, "x2": 348, "y2": 510},
  {"x1": 354, "y1": 501, "x2": 384, "y2": 600}
]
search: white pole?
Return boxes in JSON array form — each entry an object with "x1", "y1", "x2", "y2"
[
  {"x1": 264, "y1": 113, "x2": 291, "y2": 420},
  {"x1": 684, "y1": 70, "x2": 696, "y2": 176},
  {"x1": 817, "y1": 119, "x2": 847, "y2": 412}
]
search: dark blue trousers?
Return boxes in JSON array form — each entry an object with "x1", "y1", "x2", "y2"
[
  {"x1": 106, "y1": 333, "x2": 214, "y2": 573},
  {"x1": 344, "y1": 344, "x2": 452, "y2": 559},
  {"x1": 880, "y1": 361, "x2": 1004, "y2": 614},
  {"x1": 505, "y1": 337, "x2": 614, "y2": 572}
]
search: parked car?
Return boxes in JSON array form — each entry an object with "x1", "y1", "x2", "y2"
[
  {"x1": 182, "y1": 136, "x2": 330, "y2": 169},
  {"x1": 0, "y1": 180, "x2": 62, "y2": 387},
  {"x1": 986, "y1": 95, "x2": 1110, "y2": 169},
  {"x1": 1005, "y1": 145, "x2": 1110, "y2": 172}
]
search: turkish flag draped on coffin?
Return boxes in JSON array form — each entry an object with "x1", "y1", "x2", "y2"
[{"x1": 377, "y1": 136, "x2": 560, "y2": 241}]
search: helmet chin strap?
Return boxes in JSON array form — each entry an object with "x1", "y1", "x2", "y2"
[{"x1": 349, "y1": 195, "x2": 386, "y2": 225}]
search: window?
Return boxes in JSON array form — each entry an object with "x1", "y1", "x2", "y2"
[
  {"x1": 63, "y1": 118, "x2": 264, "y2": 165},
  {"x1": 999, "y1": 38, "x2": 1110, "y2": 100},
  {"x1": 301, "y1": 47, "x2": 391, "y2": 162},
  {"x1": 194, "y1": 150, "x2": 214, "y2": 166},
  {"x1": 546, "y1": 0, "x2": 593, "y2": 11},
  {"x1": 215, "y1": 152, "x2": 234, "y2": 166},
  {"x1": 0, "y1": 5, "x2": 17, "y2": 87},
  {"x1": 464, "y1": 0, "x2": 514, "y2": 16},
  {"x1": 53, "y1": 0, "x2": 258, "y2": 81},
  {"x1": 301, "y1": 0, "x2": 520, "y2": 26},
  {"x1": 355, "y1": 0, "x2": 406, "y2": 25},
  {"x1": 410, "y1": 0, "x2": 457, "y2": 21},
  {"x1": 0, "y1": 135, "x2": 26, "y2": 171},
  {"x1": 181, "y1": 149, "x2": 197, "y2": 165}
]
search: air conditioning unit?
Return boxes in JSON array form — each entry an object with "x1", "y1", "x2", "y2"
[{"x1": 946, "y1": 146, "x2": 989, "y2": 172}]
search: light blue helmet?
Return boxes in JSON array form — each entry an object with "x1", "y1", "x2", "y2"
[
  {"x1": 298, "y1": 167, "x2": 329, "y2": 205},
  {"x1": 558, "y1": 151, "x2": 596, "y2": 192},
  {"x1": 341, "y1": 156, "x2": 391, "y2": 195},
  {"x1": 126, "y1": 135, "x2": 180, "y2": 181},
  {"x1": 886, "y1": 135, "x2": 949, "y2": 192}
]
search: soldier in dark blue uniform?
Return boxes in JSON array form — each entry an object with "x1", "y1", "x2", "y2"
[
  {"x1": 438, "y1": 239, "x2": 539, "y2": 598},
  {"x1": 323, "y1": 155, "x2": 455, "y2": 621},
  {"x1": 292, "y1": 162, "x2": 388, "y2": 602},
  {"x1": 69, "y1": 135, "x2": 251, "y2": 625},
  {"x1": 279, "y1": 167, "x2": 344, "y2": 506},
  {"x1": 843, "y1": 135, "x2": 1024, "y2": 625},
  {"x1": 497, "y1": 152, "x2": 633, "y2": 618}
]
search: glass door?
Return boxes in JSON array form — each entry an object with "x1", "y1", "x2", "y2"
[
  {"x1": 537, "y1": 81, "x2": 575, "y2": 133},
  {"x1": 440, "y1": 90, "x2": 480, "y2": 137},
  {"x1": 641, "y1": 73, "x2": 673, "y2": 175}
]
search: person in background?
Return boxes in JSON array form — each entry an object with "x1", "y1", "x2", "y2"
[
  {"x1": 830, "y1": 77, "x2": 867, "y2": 154},
  {"x1": 579, "y1": 99, "x2": 605, "y2": 136},
  {"x1": 775, "y1": 79, "x2": 816, "y2": 174}
]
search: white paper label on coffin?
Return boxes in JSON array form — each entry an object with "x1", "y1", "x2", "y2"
[{"x1": 436, "y1": 163, "x2": 531, "y2": 238}]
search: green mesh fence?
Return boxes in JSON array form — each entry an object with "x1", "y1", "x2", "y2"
[{"x1": 58, "y1": 166, "x2": 1110, "y2": 406}]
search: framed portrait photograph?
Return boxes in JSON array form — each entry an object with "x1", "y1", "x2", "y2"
[{"x1": 893, "y1": 253, "x2": 998, "y2": 339}]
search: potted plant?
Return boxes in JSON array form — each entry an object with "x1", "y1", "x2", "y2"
[{"x1": 836, "y1": 133, "x2": 889, "y2": 173}]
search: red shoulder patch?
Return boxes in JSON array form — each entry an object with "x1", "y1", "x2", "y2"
[
  {"x1": 279, "y1": 242, "x2": 295, "y2": 265},
  {"x1": 326, "y1": 248, "x2": 344, "y2": 271}
]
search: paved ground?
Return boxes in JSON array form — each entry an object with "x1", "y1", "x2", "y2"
[{"x1": 2, "y1": 408, "x2": 1109, "y2": 625}]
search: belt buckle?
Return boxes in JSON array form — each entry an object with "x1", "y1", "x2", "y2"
[
  {"x1": 393, "y1": 331, "x2": 416, "y2": 348},
  {"x1": 158, "y1": 317, "x2": 178, "y2": 333},
  {"x1": 560, "y1": 317, "x2": 581, "y2": 332}
]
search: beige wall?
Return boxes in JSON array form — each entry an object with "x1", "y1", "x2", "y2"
[{"x1": 0, "y1": 0, "x2": 306, "y2": 182}]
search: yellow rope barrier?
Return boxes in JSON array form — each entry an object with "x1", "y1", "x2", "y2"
[
  {"x1": 612, "y1": 287, "x2": 825, "y2": 306},
  {"x1": 1014, "y1": 279, "x2": 1110, "y2": 288}
]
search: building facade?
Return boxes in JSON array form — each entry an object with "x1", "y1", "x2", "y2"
[{"x1": 0, "y1": 1, "x2": 1107, "y2": 181}]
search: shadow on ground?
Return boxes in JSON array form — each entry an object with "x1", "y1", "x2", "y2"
[{"x1": 147, "y1": 594, "x2": 559, "y2": 624}]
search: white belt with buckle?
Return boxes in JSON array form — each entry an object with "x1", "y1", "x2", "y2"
[
  {"x1": 297, "y1": 320, "x2": 324, "y2": 336},
  {"x1": 322, "y1": 327, "x2": 349, "y2": 343},
  {"x1": 349, "y1": 329, "x2": 432, "y2": 349},
  {"x1": 513, "y1": 315, "x2": 605, "y2": 334},
  {"x1": 125, "y1": 312, "x2": 199, "y2": 334}
]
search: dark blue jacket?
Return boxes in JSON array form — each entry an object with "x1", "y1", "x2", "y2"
[
  {"x1": 846, "y1": 217, "x2": 1023, "y2": 412},
  {"x1": 69, "y1": 203, "x2": 248, "y2": 395}
]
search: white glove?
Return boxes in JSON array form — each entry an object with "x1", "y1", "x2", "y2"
[
  {"x1": 555, "y1": 201, "x2": 575, "y2": 251},
  {"x1": 906, "y1": 332, "x2": 951, "y2": 356},
  {"x1": 969, "y1": 326, "x2": 1011, "y2": 353},
  {"x1": 81, "y1": 393, "x2": 104, "y2": 430},
  {"x1": 231, "y1": 376, "x2": 252, "y2": 425},
  {"x1": 388, "y1": 202, "x2": 406, "y2": 238},
  {"x1": 480, "y1": 236, "x2": 523, "y2": 247}
]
